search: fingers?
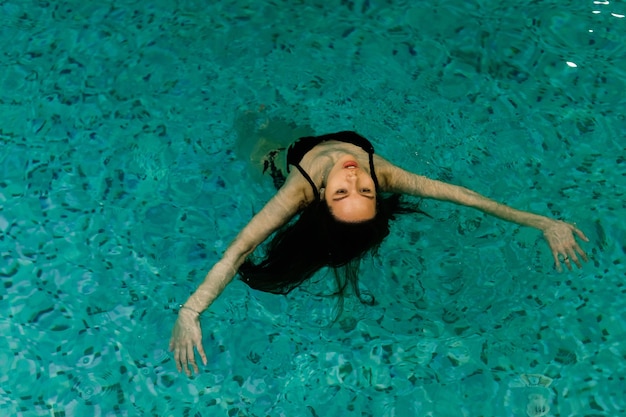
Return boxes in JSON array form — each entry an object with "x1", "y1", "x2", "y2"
[
  {"x1": 552, "y1": 251, "x2": 563, "y2": 273},
  {"x1": 171, "y1": 319, "x2": 206, "y2": 376},
  {"x1": 553, "y1": 245, "x2": 587, "y2": 272},
  {"x1": 549, "y1": 222, "x2": 590, "y2": 272},
  {"x1": 566, "y1": 243, "x2": 589, "y2": 269},
  {"x1": 568, "y1": 227, "x2": 589, "y2": 267},
  {"x1": 563, "y1": 255, "x2": 573, "y2": 271},
  {"x1": 172, "y1": 342, "x2": 202, "y2": 376},
  {"x1": 574, "y1": 243, "x2": 588, "y2": 263},
  {"x1": 172, "y1": 339, "x2": 192, "y2": 376},
  {"x1": 573, "y1": 227, "x2": 590, "y2": 242},
  {"x1": 187, "y1": 343, "x2": 199, "y2": 375},
  {"x1": 554, "y1": 251, "x2": 575, "y2": 271},
  {"x1": 174, "y1": 343, "x2": 182, "y2": 373},
  {"x1": 567, "y1": 250, "x2": 581, "y2": 269},
  {"x1": 181, "y1": 346, "x2": 191, "y2": 376},
  {"x1": 197, "y1": 343, "x2": 208, "y2": 366},
  {"x1": 553, "y1": 249, "x2": 571, "y2": 271}
]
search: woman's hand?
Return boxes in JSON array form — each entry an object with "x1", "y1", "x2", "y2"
[
  {"x1": 542, "y1": 220, "x2": 589, "y2": 272},
  {"x1": 169, "y1": 308, "x2": 207, "y2": 376}
]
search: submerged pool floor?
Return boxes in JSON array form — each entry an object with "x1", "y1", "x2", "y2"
[{"x1": 1, "y1": 0, "x2": 625, "y2": 416}]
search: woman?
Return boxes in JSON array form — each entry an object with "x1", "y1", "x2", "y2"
[{"x1": 170, "y1": 131, "x2": 589, "y2": 376}]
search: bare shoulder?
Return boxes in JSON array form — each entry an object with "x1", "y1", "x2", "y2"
[
  {"x1": 372, "y1": 154, "x2": 410, "y2": 190},
  {"x1": 234, "y1": 172, "x2": 310, "y2": 249},
  {"x1": 274, "y1": 171, "x2": 316, "y2": 211},
  {"x1": 373, "y1": 154, "x2": 439, "y2": 197}
]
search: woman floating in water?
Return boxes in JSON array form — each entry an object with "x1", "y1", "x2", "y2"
[{"x1": 170, "y1": 131, "x2": 588, "y2": 376}]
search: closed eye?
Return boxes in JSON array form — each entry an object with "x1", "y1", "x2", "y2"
[{"x1": 332, "y1": 189, "x2": 375, "y2": 201}]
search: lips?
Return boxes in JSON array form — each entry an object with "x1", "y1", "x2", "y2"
[{"x1": 343, "y1": 160, "x2": 359, "y2": 169}]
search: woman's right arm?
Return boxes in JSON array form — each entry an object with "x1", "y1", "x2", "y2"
[
  {"x1": 182, "y1": 180, "x2": 304, "y2": 313},
  {"x1": 169, "y1": 174, "x2": 306, "y2": 375}
]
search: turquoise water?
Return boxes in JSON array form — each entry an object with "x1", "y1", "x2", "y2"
[{"x1": 1, "y1": 0, "x2": 625, "y2": 416}]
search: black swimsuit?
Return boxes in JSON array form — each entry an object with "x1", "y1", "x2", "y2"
[{"x1": 286, "y1": 131, "x2": 379, "y2": 200}]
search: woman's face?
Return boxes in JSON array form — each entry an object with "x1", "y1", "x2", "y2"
[{"x1": 324, "y1": 155, "x2": 376, "y2": 222}]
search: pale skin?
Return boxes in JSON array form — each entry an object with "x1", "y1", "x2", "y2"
[{"x1": 169, "y1": 140, "x2": 589, "y2": 375}]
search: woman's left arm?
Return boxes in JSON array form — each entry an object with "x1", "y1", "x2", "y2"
[{"x1": 377, "y1": 157, "x2": 589, "y2": 271}]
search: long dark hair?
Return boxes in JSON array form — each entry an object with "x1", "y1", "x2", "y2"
[{"x1": 239, "y1": 193, "x2": 427, "y2": 304}]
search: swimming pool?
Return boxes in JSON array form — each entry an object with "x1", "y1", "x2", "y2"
[{"x1": 1, "y1": 0, "x2": 625, "y2": 415}]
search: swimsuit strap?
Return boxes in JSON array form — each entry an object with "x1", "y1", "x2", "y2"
[
  {"x1": 368, "y1": 151, "x2": 380, "y2": 192},
  {"x1": 292, "y1": 164, "x2": 320, "y2": 200}
]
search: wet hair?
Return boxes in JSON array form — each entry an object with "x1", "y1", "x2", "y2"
[{"x1": 238, "y1": 194, "x2": 428, "y2": 305}]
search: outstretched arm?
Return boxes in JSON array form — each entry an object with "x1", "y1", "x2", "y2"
[
  {"x1": 182, "y1": 181, "x2": 303, "y2": 313},
  {"x1": 170, "y1": 174, "x2": 306, "y2": 375},
  {"x1": 376, "y1": 156, "x2": 589, "y2": 271}
]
